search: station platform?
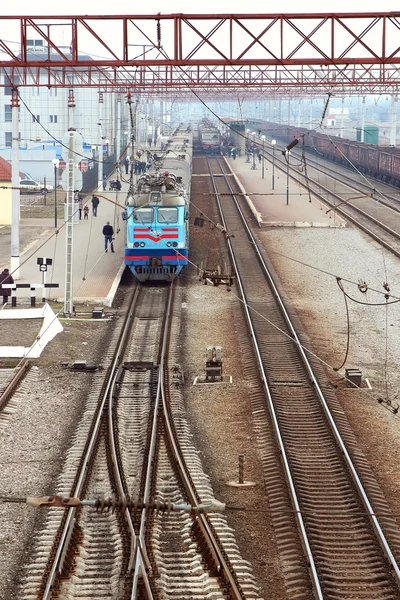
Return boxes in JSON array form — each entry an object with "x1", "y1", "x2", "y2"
[
  {"x1": 224, "y1": 151, "x2": 346, "y2": 228},
  {"x1": 0, "y1": 179, "x2": 128, "y2": 308}
]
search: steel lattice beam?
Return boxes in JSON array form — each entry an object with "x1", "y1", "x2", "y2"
[{"x1": 1, "y1": 13, "x2": 400, "y2": 95}]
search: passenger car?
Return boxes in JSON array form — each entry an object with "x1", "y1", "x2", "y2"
[{"x1": 19, "y1": 179, "x2": 53, "y2": 193}]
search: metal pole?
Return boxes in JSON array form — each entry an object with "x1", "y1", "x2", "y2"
[
  {"x1": 42, "y1": 269, "x2": 46, "y2": 303},
  {"x1": 360, "y1": 95, "x2": 366, "y2": 143},
  {"x1": 64, "y1": 132, "x2": 75, "y2": 318},
  {"x1": 10, "y1": 89, "x2": 20, "y2": 278},
  {"x1": 98, "y1": 93, "x2": 104, "y2": 190},
  {"x1": 116, "y1": 95, "x2": 121, "y2": 161},
  {"x1": 238, "y1": 454, "x2": 244, "y2": 484},
  {"x1": 272, "y1": 142, "x2": 276, "y2": 190},
  {"x1": 64, "y1": 89, "x2": 76, "y2": 318},
  {"x1": 262, "y1": 139, "x2": 265, "y2": 179},
  {"x1": 286, "y1": 150, "x2": 290, "y2": 205},
  {"x1": 54, "y1": 165, "x2": 57, "y2": 229}
]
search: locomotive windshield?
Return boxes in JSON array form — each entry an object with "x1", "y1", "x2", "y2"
[
  {"x1": 133, "y1": 207, "x2": 153, "y2": 223},
  {"x1": 157, "y1": 207, "x2": 178, "y2": 223}
]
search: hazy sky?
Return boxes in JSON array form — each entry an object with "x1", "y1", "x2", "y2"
[{"x1": 1, "y1": 1, "x2": 400, "y2": 15}]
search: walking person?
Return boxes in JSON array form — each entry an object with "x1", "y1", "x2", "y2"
[
  {"x1": 91, "y1": 194, "x2": 100, "y2": 216},
  {"x1": 102, "y1": 221, "x2": 114, "y2": 252},
  {"x1": 0, "y1": 268, "x2": 14, "y2": 305},
  {"x1": 102, "y1": 175, "x2": 107, "y2": 191},
  {"x1": 124, "y1": 157, "x2": 129, "y2": 174}
]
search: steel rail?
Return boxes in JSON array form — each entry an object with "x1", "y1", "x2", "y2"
[
  {"x1": 0, "y1": 359, "x2": 30, "y2": 412},
  {"x1": 159, "y1": 326, "x2": 245, "y2": 600},
  {"x1": 263, "y1": 146, "x2": 400, "y2": 260},
  {"x1": 206, "y1": 157, "x2": 323, "y2": 600},
  {"x1": 209, "y1": 155, "x2": 400, "y2": 591},
  {"x1": 41, "y1": 287, "x2": 142, "y2": 600},
  {"x1": 130, "y1": 283, "x2": 174, "y2": 599},
  {"x1": 128, "y1": 281, "x2": 245, "y2": 600}
]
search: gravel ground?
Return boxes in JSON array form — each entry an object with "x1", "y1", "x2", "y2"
[
  {"x1": 258, "y1": 224, "x2": 400, "y2": 515},
  {"x1": 2, "y1": 196, "x2": 400, "y2": 599}
]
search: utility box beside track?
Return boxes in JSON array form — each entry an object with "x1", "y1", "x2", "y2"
[{"x1": 205, "y1": 346, "x2": 223, "y2": 381}]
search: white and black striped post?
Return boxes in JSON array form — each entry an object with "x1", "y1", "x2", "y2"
[
  {"x1": 37, "y1": 258, "x2": 53, "y2": 302},
  {"x1": 2, "y1": 283, "x2": 59, "y2": 307}
]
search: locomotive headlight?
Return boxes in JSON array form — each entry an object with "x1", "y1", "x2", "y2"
[
  {"x1": 134, "y1": 242, "x2": 139, "y2": 247},
  {"x1": 140, "y1": 242, "x2": 145, "y2": 247},
  {"x1": 172, "y1": 242, "x2": 178, "y2": 247},
  {"x1": 166, "y1": 242, "x2": 171, "y2": 247}
]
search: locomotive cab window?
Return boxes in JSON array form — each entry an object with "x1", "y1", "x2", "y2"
[
  {"x1": 157, "y1": 207, "x2": 178, "y2": 223},
  {"x1": 133, "y1": 208, "x2": 154, "y2": 223}
]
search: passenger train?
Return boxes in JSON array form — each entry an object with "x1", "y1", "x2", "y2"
[
  {"x1": 123, "y1": 127, "x2": 192, "y2": 282},
  {"x1": 199, "y1": 121, "x2": 221, "y2": 154}
]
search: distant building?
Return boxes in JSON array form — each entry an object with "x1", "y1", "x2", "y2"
[
  {"x1": 0, "y1": 39, "x2": 115, "y2": 182},
  {"x1": 326, "y1": 107, "x2": 350, "y2": 128}
]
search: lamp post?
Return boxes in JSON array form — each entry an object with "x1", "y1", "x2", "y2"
[
  {"x1": 245, "y1": 129, "x2": 251, "y2": 162},
  {"x1": 52, "y1": 158, "x2": 59, "y2": 228},
  {"x1": 261, "y1": 135, "x2": 265, "y2": 179},
  {"x1": 251, "y1": 132, "x2": 257, "y2": 169},
  {"x1": 271, "y1": 139, "x2": 276, "y2": 190},
  {"x1": 285, "y1": 150, "x2": 291, "y2": 205}
]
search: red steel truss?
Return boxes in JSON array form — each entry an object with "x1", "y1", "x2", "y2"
[{"x1": 1, "y1": 13, "x2": 400, "y2": 95}]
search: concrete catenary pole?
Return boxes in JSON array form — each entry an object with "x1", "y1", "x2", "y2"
[
  {"x1": 98, "y1": 92, "x2": 104, "y2": 190},
  {"x1": 10, "y1": 89, "x2": 20, "y2": 278},
  {"x1": 116, "y1": 94, "x2": 121, "y2": 162},
  {"x1": 390, "y1": 95, "x2": 398, "y2": 147},
  {"x1": 64, "y1": 90, "x2": 76, "y2": 317}
]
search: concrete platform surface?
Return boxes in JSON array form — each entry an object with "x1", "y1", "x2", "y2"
[
  {"x1": 1, "y1": 183, "x2": 127, "y2": 307},
  {"x1": 225, "y1": 152, "x2": 346, "y2": 228}
]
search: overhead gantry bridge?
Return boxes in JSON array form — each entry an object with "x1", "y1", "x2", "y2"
[{"x1": 0, "y1": 12, "x2": 400, "y2": 97}]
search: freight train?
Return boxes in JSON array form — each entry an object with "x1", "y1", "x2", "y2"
[
  {"x1": 265, "y1": 123, "x2": 400, "y2": 188},
  {"x1": 123, "y1": 128, "x2": 192, "y2": 282}
]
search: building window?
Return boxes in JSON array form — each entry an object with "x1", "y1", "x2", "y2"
[
  {"x1": 4, "y1": 105, "x2": 12, "y2": 122},
  {"x1": 5, "y1": 132, "x2": 12, "y2": 147},
  {"x1": 32, "y1": 115, "x2": 40, "y2": 123},
  {"x1": 49, "y1": 115, "x2": 58, "y2": 123},
  {"x1": 4, "y1": 74, "x2": 18, "y2": 95},
  {"x1": 50, "y1": 88, "x2": 58, "y2": 97}
]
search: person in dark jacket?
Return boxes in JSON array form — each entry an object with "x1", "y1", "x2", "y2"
[
  {"x1": 0, "y1": 268, "x2": 14, "y2": 304},
  {"x1": 102, "y1": 222, "x2": 114, "y2": 252},
  {"x1": 91, "y1": 195, "x2": 100, "y2": 216}
]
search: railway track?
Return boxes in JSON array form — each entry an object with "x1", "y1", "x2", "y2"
[
  {"x1": 0, "y1": 360, "x2": 31, "y2": 430},
  {"x1": 207, "y1": 155, "x2": 400, "y2": 599},
  {"x1": 260, "y1": 143, "x2": 400, "y2": 258},
  {"x1": 21, "y1": 284, "x2": 258, "y2": 600}
]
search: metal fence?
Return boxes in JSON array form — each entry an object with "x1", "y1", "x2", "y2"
[{"x1": 82, "y1": 152, "x2": 116, "y2": 194}]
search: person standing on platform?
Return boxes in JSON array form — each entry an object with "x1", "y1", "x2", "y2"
[
  {"x1": 83, "y1": 204, "x2": 89, "y2": 219},
  {"x1": 91, "y1": 195, "x2": 100, "y2": 216},
  {"x1": 102, "y1": 175, "x2": 107, "y2": 191},
  {"x1": 102, "y1": 221, "x2": 114, "y2": 253},
  {"x1": 124, "y1": 157, "x2": 129, "y2": 174},
  {"x1": 78, "y1": 195, "x2": 83, "y2": 220},
  {"x1": 0, "y1": 268, "x2": 14, "y2": 304}
]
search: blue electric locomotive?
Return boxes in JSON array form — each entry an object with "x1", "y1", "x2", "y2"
[{"x1": 123, "y1": 134, "x2": 191, "y2": 282}]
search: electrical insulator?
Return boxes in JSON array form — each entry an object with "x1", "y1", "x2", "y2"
[{"x1": 157, "y1": 19, "x2": 161, "y2": 48}]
